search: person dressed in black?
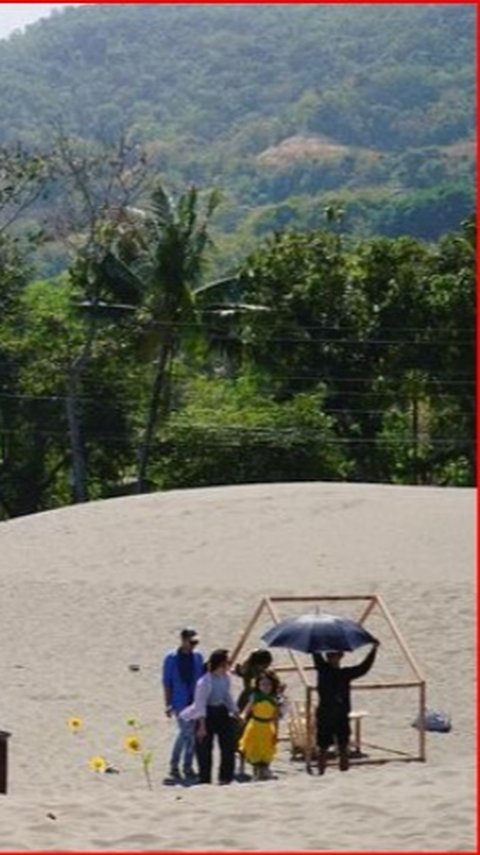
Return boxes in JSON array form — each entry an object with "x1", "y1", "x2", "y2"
[
  {"x1": 313, "y1": 640, "x2": 379, "y2": 774},
  {"x1": 180, "y1": 648, "x2": 238, "y2": 785}
]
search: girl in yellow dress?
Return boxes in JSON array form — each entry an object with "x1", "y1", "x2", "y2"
[{"x1": 238, "y1": 671, "x2": 280, "y2": 780}]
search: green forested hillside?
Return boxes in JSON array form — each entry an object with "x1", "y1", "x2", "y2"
[{"x1": 0, "y1": 3, "x2": 475, "y2": 253}]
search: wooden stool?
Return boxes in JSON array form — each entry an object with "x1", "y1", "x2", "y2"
[
  {"x1": 348, "y1": 710, "x2": 369, "y2": 755},
  {"x1": 288, "y1": 702, "x2": 369, "y2": 771}
]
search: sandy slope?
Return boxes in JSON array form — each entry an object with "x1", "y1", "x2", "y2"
[{"x1": 0, "y1": 482, "x2": 475, "y2": 851}]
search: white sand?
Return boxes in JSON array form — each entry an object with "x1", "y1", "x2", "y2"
[{"x1": 0, "y1": 482, "x2": 475, "y2": 851}]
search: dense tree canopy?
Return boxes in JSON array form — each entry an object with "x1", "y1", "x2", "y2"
[{"x1": 0, "y1": 160, "x2": 474, "y2": 517}]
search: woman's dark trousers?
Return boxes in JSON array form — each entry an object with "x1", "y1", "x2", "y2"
[{"x1": 196, "y1": 705, "x2": 235, "y2": 784}]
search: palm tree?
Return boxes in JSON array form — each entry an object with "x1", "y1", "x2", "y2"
[
  {"x1": 104, "y1": 183, "x2": 224, "y2": 491},
  {"x1": 104, "y1": 181, "x2": 269, "y2": 493}
]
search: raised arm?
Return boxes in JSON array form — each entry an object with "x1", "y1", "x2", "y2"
[{"x1": 344, "y1": 642, "x2": 379, "y2": 681}]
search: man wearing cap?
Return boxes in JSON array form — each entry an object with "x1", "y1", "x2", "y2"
[{"x1": 162, "y1": 628, "x2": 204, "y2": 780}]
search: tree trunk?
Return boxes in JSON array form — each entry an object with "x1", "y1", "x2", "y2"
[
  {"x1": 64, "y1": 314, "x2": 98, "y2": 504},
  {"x1": 411, "y1": 394, "x2": 419, "y2": 486},
  {"x1": 66, "y1": 367, "x2": 89, "y2": 503},
  {"x1": 136, "y1": 341, "x2": 172, "y2": 493}
]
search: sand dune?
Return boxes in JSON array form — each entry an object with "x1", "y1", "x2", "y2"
[{"x1": 0, "y1": 482, "x2": 475, "y2": 851}]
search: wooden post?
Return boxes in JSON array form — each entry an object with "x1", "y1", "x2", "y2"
[
  {"x1": 229, "y1": 597, "x2": 267, "y2": 665},
  {"x1": 419, "y1": 681, "x2": 427, "y2": 761},
  {"x1": 356, "y1": 595, "x2": 377, "y2": 625},
  {"x1": 0, "y1": 731, "x2": 11, "y2": 794},
  {"x1": 269, "y1": 595, "x2": 374, "y2": 603},
  {"x1": 263, "y1": 597, "x2": 310, "y2": 687},
  {"x1": 375, "y1": 594, "x2": 425, "y2": 681}
]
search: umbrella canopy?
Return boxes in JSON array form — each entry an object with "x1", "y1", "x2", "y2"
[{"x1": 261, "y1": 612, "x2": 377, "y2": 654}]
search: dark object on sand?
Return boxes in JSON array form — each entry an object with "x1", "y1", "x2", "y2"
[
  {"x1": 412, "y1": 710, "x2": 452, "y2": 732},
  {"x1": 0, "y1": 730, "x2": 11, "y2": 794}
]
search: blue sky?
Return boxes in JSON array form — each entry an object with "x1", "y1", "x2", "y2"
[{"x1": 0, "y1": 4, "x2": 79, "y2": 40}]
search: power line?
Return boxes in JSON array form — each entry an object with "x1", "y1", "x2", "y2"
[
  {"x1": 0, "y1": 426, "x2": 473, "y2": 447},
  {"x1": 150, "y1": 330, "x2": 474, "y2": 346},
  {"x1": 0, "y1": 366, "x2": 474, "y2": 383},
  {"x1": 0, "y1": 332, "x2": 474, "y2": 355},
  {"x1": 118, "y1": 319, "x2": 476, "y2": 335},
  {"x1": 0, "y1": 372, "x2": 475, "y2": 400}
]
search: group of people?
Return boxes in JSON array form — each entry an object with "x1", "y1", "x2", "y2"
[{"x1": 162, "y1": 626, "x2": 379, "y2": 784}]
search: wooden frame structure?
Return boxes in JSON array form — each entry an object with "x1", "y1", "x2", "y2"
[{"x1": 230, "y1": 593, "x2": 427, "y2": 768}]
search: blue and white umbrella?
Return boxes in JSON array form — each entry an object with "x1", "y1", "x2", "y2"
[{"x1": 261, "y1": 612, "x2": 378, "y2": 654}]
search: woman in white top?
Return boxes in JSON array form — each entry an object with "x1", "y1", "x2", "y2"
[{"x1": 181, "y1": 648, "x2": 238, "y2": 784}]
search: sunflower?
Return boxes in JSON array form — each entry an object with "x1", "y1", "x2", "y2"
[
  {"x1": 88, "y1": 755, "x2": 107, "y2": 773},
  {"x1": 123, "y1": 734, "x2": 142, "y2": 753},
  {"x1": 67, "y1": 717, "x2": 83, "y2": 733}
]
